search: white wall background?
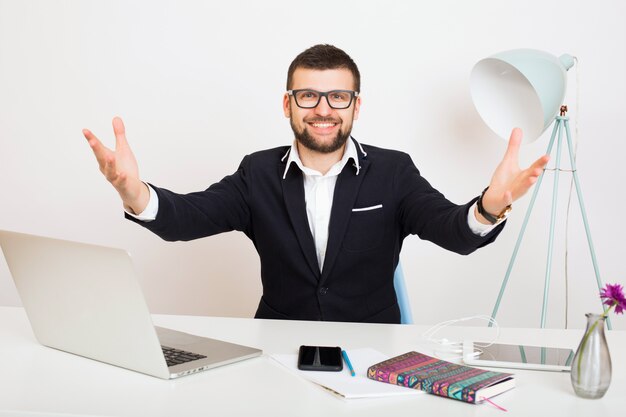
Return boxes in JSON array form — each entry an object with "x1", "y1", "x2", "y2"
[{"x1": 1, "y1": 0, "x2": 624, "y2": 330}]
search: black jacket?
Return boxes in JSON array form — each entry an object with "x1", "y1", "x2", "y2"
[{"x1": 127, "y1": 138, "x2": 504, "y2": 323}]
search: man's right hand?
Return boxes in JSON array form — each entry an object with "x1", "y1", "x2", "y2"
[{"x1": 83, "y1": 117, "x2": 150, "y2": 215}]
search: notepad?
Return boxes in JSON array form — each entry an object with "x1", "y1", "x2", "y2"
[
  {"x1": 270, "y1": 348, "x2": 423, "y2": 399},
  {"x1": 367, "y1": 351, "x2": 515, "y2": 404}
]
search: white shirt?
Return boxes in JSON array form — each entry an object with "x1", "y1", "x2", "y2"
[
  {"x1": 281, "y1": 138, "x2": 361, "y2": 270},
  {"x1": 129, "y1": 140, "x2": 496, "y2": 270}
]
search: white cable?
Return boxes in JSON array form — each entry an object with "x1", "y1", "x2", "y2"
[
  {"x1": 420, "y1": 315, "x2": 500, "y2": 360},
  {"x1": 564, "y1": 56, "x2": 581, "y2": 329}
]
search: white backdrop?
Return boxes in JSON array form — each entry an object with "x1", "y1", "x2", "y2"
[{"x1": 1, "y1": 0, "x2": 624, "y2": 330}]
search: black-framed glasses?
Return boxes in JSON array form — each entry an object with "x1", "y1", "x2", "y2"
[{"x1": 287, "y1": 89, "x2": 359, "y2": 109}]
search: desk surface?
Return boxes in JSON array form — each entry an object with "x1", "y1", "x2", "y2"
[{"x1": 1, "y1": 306, "x2": 624, "y2": 417}]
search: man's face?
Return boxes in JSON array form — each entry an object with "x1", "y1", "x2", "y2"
[{"x1": 283, "y1": 68, "x2": 361, "y2": 154}]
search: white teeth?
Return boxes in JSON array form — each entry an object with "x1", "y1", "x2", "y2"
[{"x1": 311, "y1": 123, "x2": 336, "y2": 128}]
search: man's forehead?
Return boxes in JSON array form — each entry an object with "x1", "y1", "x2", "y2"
[{"x1": 290, "y1": 68, "x2": 355, "y2": 90}]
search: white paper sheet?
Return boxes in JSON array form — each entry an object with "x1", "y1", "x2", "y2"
[{"x1": 270, "y1": 348, "x2": 423, "y2": 399}]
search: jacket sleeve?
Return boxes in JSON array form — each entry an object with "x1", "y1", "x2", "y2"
[
  {"x1": 125, "y1": 155, "x2": 251, "y2": 242},
  {"x1": 395, "y1": 153, "x2": 504, "y2": 255}
]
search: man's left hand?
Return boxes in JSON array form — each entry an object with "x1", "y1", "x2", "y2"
[{"x1": 477, "y1": 128, "x2": 550, "y2": 225}]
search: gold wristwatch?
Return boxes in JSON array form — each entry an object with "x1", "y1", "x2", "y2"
[{"x1": 477, "y1": 187, "x2": 512, "y2": 225}]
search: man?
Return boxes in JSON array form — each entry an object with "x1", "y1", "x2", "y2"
[{"x1": 83, "y1": 44, "x2": 549, "y2": 323}]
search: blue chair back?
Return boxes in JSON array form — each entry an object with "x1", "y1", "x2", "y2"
[{"x1": 393, "y1": 262, "x2": 414, "y2": 324}]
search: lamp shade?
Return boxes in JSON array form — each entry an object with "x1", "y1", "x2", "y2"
[{"x1": 470, "y1": 49, "x2": 574, "y2": 144}]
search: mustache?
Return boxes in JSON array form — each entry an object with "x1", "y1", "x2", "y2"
[{"x1": 303, "y1": 116, "x2": 342, "y2": 124}]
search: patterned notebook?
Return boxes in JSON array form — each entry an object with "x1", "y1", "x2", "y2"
[{"x1": 367, "y1": 351, "x2": 514, "y2": 403}]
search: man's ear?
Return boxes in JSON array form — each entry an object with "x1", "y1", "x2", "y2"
[
  {"x1": 353, "y1": 95, "x2": 362, "y2": 121},
  {"x1": 283, "y1": 93, "x2": 291, "y2": 118}
]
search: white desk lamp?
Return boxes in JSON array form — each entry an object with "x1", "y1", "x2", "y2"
[{"x1": 470, "y1": 49, "x2": 610, "y2": 329}]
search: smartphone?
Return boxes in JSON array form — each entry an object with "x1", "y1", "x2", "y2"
[
  {"x1": 297, "y1": 345, "x2": 343, "y2": 372},
  {"x1": 463, "y1": 341, "x2": 574, "y2": 372}
]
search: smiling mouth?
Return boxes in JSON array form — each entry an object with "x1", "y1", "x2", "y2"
[{"x1": 305, "y1": 117, "x2": 341, "y2": 131}]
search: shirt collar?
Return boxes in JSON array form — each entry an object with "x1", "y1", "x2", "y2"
[{"x1": 281, "y1": 137, "x2": 361, "y2": 179}]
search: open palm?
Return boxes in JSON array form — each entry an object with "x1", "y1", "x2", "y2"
[
  {"x1": 83, "y1": 117, "x2": 148, "y2": 214},
  {"x1": 481, "y1": 128, "x2": 550, "y2": 216}
]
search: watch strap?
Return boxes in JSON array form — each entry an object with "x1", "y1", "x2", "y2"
[{"x1": 477, "y1": 187, "x2": 511, "y2": 225}]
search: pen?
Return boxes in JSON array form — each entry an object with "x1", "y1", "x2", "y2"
[{"x1": 341, "y1": 349, "x2": 355, "y2": 377}]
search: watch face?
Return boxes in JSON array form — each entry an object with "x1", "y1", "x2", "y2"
[
  {"x1": 494, "y1": 205, "x2": 513, "y2": 224},
  {"x1": 496, "y1": 205, "x2": 512, "y2": 222}
]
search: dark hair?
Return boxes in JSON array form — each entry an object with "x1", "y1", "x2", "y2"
[{"x1": 286, "y1": 44, "x2": 361, "y2": 92}]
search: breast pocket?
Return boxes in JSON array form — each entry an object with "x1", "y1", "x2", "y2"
[{"x1": 342, "y1": 204, "x2": 385, "y2": 252}]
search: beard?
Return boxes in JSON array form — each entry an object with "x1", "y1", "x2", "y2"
[{"x1": 289, "y1": 115, "x2": 353, "y2": 154}]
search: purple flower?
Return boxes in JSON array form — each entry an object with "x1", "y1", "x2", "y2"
[{"x1": 600, "y1": 283, "x2": 626, "y2": 315}]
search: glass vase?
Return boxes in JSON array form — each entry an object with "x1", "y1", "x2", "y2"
[{"x1": 570, "y1": 313, "x2": 612, "y2": 399}]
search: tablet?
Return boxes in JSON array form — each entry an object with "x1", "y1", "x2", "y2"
[{"x1": 463, "y1": 341, "x2": 574, "y2": 372}]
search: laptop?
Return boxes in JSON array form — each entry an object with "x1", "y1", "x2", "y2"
[{"x1": 0, "y1": 229, "x2": 262, "y2": 379}]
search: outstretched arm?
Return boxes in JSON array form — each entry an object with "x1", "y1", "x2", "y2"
[
  {"x1": 82, "y1": 117, "x2": 150, "y2": 215},
  {"x1": 476, "y1": 128, "x2": 550, "y2": 224}
]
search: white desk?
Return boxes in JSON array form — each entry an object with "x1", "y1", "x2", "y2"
[{"x1": 1, "y1": 306, "x2": 624, "y2": 416}]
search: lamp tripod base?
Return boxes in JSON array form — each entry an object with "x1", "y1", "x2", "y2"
[{"x1": 489, "y1": 108, "x2": 609, "y2": 329}]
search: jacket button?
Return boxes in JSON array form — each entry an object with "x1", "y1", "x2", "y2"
[{"x1": 319, "y1": 287, "x2": 329, "y2": 296}]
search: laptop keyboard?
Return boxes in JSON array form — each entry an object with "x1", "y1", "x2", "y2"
[{"x1": 161, "y1": 345, "x2": 207, "y2": 367}]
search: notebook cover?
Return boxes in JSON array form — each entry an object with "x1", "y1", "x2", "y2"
[{"x1": 367, "y1": 351, "x2": 514, "y2": 403}]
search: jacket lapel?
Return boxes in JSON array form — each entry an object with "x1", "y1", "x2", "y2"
[
  {"x1": 280, "y1": 162, "x2": 321, "y2": 278},
  {"x1": 320, "y1": 146, "x2": 370, "y2": 284}
]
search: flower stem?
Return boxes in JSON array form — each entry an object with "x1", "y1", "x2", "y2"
[{"x1": 576, "y1": 303, "x2": 615, "y2": 384}]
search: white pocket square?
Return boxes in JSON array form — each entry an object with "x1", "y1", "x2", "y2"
[{"x1": 352, "y1": 204, "x2": 383, "y2": 212}]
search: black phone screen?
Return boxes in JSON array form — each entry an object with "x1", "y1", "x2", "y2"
[{"x1": 297, "y1": 345, "x2": 343, "y2": 371}]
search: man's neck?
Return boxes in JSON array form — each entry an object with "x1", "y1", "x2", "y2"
[{"x1": 296, "y1": 142, "x2": 346, "y2": 175}]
